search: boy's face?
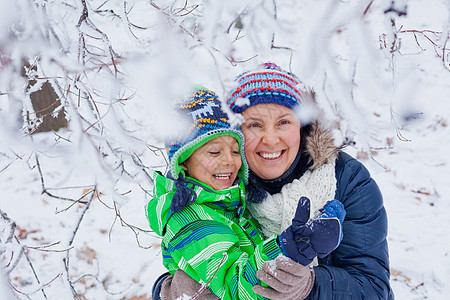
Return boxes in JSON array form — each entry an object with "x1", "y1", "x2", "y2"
[{"x1": 183, "y1": 135, "x2": 242, "y2": 190}]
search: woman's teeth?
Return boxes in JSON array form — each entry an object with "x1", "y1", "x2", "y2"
[{"x1": 259, "y1": 151, "x2": 282, "y2": 160}]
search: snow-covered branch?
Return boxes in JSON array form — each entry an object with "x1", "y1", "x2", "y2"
[{"x1": 1, "y1": 0, "x2": 449, "y2": 298}]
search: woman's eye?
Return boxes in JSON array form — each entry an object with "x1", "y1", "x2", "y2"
[
  {"x1": 247, "y1": 123, "x2": 261, "y2": 128},
  {"x1": 232, "y1": 150, "x2": 240, "y2": 155},
  {"x1": 279, "y1": 120, "x2": 290, "y2": 126},
  {"x1": 209, "y1": 151, "x2": 220, "y2": 155}
]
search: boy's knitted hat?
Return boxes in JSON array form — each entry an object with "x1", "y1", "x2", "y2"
[
  {"x1": 227, "y1": 62, "x2": 304, "y2": 113},
  {"x1": 166, "y1": 89, "x2": 248, "y2": 184}
]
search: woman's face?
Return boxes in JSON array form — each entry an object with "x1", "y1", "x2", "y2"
[{"x1": 241, "y1": 103, "x2": 301, "y2": 180}]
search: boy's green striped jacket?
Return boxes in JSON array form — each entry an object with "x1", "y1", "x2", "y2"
[{"x1": 146, "y1": 171, "x2": 283, "y2": 300}]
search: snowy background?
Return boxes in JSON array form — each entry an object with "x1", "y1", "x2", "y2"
[{"x1": 1, "y1": 0, "x2": 449, "y2": 299}]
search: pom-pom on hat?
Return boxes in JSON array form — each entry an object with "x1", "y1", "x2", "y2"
[
  {"x1": 227, "y1": 63, "x2": 304, "y2": 113},
  {"x1": 166, "y1": 89, "x2": 249, "y2": 184}
]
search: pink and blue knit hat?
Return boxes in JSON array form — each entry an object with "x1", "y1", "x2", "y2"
[
  {"x1": 227, "y1": 63, "x2": 304, "y2": 113},
  {"x1": 166, "y1": 89, "x2": 248, "y2": 184}
]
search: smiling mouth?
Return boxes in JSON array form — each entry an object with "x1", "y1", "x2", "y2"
[
  {"x1": 257, "y1": 150, "x2": 285, "y2": 160},
  {"x1": 213, "y1": 173, "x2": 232, "y2": 180}
]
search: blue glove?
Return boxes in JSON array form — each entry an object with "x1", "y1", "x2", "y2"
[{"x1": 279, "y1": 197, "x2": 345, "y2": 265}]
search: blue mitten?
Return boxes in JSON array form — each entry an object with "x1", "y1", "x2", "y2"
[
  {"x1": 279, "y1": 197, "x2": 317, "y2": 266},
  {"x1": 279, "y1": 197, "x2": 346, "y2": 265},
  {"x1": 307, "y1": 199, "x2": 345, "y2": 257},
  {"x1": 316, "y1": 199, "x2": 346, "y2": 242}
]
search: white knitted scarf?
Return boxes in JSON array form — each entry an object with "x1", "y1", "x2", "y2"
[{"x1": 247, "y1": 159, "x2": 337, "y2": 238}]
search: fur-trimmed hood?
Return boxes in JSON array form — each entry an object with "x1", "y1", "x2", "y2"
[
  {"x1": 302, "y1": 89, "x2": 340, "y2": 170},
  {"x1": 305, "y1": 120, "x2": 340, "y2": 170}
]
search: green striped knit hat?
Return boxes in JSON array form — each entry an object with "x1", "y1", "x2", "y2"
[{"x1": 166, "y1": 89, "x2": 248, "y2": 184}]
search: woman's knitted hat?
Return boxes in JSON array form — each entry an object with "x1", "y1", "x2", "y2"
[
  {"x1": 227, "y1": 63, "x2": 304, "y2": 113},
  {"x1": 166, "y1": 89, "x2": 249, "y2": 184}
]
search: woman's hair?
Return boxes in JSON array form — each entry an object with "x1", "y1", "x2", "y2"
[{"x1": 300, "y1": 123, "x2": 313, "y2": 154}]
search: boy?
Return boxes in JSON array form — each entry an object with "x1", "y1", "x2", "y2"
[{"x1": 146, "y1": 89, "x2": 343, "y2": 300}]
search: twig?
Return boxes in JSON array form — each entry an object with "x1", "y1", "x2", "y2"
[
  {"x1": 13, "y1": 236, "x2": 48, "y2": 298},
  {"x1": 35, "y1": 153, "x2": 46, "y2": 193},
  {"x1": 45, "y1": 191, "x2": 89, "y2": 205},
  {"x1": 36, "y1": 154, "x2": 92, "y2": 205},
  {"x1": 63, "y1": 257, "x2": 79, "y2": 299},
  {"x1": 26, "y1": 241, "x2": 74, "y2": 253},
  {"x1": 109, "y1": 201, "x2": 153, "y2": 249},
  {"x1": 8, "y1": 281, "x2": 32, "y2": 300},
  {"x1": 2, "y1": 251, "x2": 14, "y2": 269},
  {"x1": 5, "y1": 248, "x2": 24, "y2": 276},
  {"x1": 27, "y1": 273, "x2": 62, "y2": 296},
  {"x1": 1, "y1": 210, "x2": 24, "y2": 276},
  {"x1": 190, "y1": 253, "x2": 227, "y2": 300},
  {"x1": 390, "y1": 107, "x2": 411, "y2": 142},
  {"x1": 22, "y1": 97, "x2": 63, "y2": 118},
  {"x1": 53, "y1": 131, "x2": 72, "y2": 143},
  {"x1": 131, "y1": 151, "x2": 155, "y2": 184},
  {"x1": 0, "y1": 157, "x2": 15, "y2": 173},
  {"x1": 63, "y1": 186, "x2": 96, "y2": 299},
  {"x1": 172, "y1": 1, "x2": 199, "y2": 17},
  {"x1": 68, "y1": 187, "x2": 96, "y2": 246},
  {"x1": 77, "y1": 0, "x2": 88, "y2": 65},
  {"x1": 270, "y1": 0, "x2": 293, "y2": 53},
  {"x1": 72, "y1": 273, "x2": 132, "y2": 296},
  {"x1": 0, "y1": 209, "x2": 16, "y2": 244},
  {"x1": 384, "y1": 0, "x2": 407, "y2": 16},
  {"x1": 363, "y1": 1, "x2": 374, "y2": 16},
  {"x1": 123, "y1": 1, "x2": 140, "y2": 41},
  {"x1": 399, "y1": 29, "x2": 441, "y2": 48}
]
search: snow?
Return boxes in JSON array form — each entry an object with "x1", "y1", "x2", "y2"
[{"x1": 1, "y1": 0, "x2": 450, "y2": 299}]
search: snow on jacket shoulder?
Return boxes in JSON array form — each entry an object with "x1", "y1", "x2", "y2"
[
  {"x1": 307, "y1": 152, "x2": 394, "y2": 300},
  {"x1": 146, "y1": 171, "x2": 283, "y2": 300}
]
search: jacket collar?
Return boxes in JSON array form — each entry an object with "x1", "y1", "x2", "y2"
[{"x1": 154, "y1": 171, "x2": 246, "y2": 212}]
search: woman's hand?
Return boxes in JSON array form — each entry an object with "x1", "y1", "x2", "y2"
[
  {"x1": 160, "y1": 269, "x2": 219, "y2": 300},
  {"x1": 253, "y1": 256, "x2": 315, "y2": 300},
  {"x1": 279, "y1": 197, "x2": 345, "y2": 264}
]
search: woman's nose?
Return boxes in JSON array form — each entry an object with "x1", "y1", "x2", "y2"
[{"x1": 261, "y1": 127, "x2": 280, "y2": 145}]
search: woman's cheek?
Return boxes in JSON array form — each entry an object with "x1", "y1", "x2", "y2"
[{"x1": 242, "y1": 129, "x2": 260, "y2": 148}]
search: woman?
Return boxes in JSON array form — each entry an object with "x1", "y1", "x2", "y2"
[{"x1": 152, "y1": 63, "x2": 393, "y2": 299}]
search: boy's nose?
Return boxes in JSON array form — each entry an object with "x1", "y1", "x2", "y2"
[{"x1": 221, "y1": 151, "x2": 235, "y2": 166}]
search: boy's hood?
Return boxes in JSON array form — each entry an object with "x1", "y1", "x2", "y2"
[{"x1": 147, "y1": 171, "x2": 245, "y2": 236}]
